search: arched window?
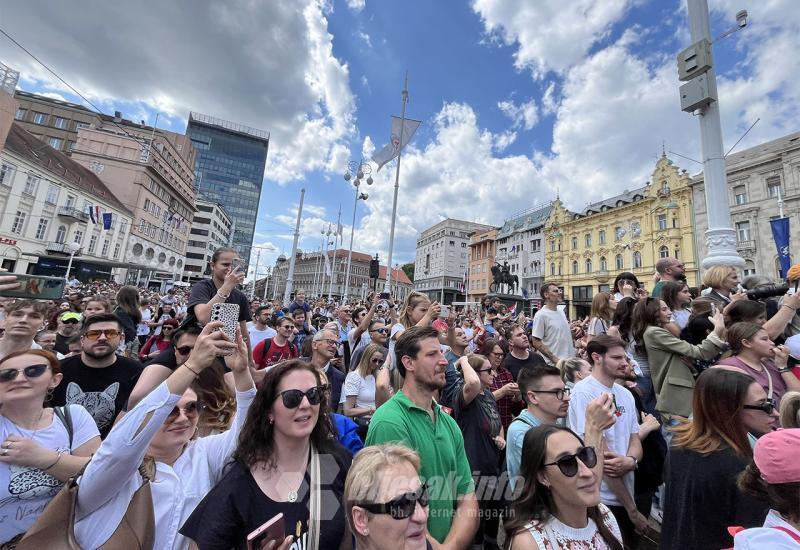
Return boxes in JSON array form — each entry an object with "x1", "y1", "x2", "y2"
[
  {"x1": 550, "y1": 262, "x2": 555, "y2": 276},
  {"x1": 659, "y1": 245, "x2": 669, "y2": 258},
  {"x1": 600, "y1": 256, "x2": 607, "y2": 271},
  {"x1": 615, "y1": 254, "x2": 623, "y2": 270},
  {"x1": 55, "y1": 225, "x2": 67, "y2": 243},
  {"x1": 572, "y1": 261, "x2": 579, "y2": 275},
  {"x1": 633, "y1": 251, "x2": 642, "y2": 269},
  {"x1": 586, "y1": 259, "x2": 592, "y2": 273}
]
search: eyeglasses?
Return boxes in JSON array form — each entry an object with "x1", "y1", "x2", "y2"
[
  {"x1": 276, "y1": 386, "x2": 325, "y2": 408},
  {"x1": 743, "y1": 399, "x2": 777, "y2": 415},
  {"x1": 83, "y1": 329, "x2": 122, "y2": 340},
  {"x1": 370, "y1": 328, "x2": 389, "y2": 334},
  {"x1": 166, "y1": 401, "x2": 206, "y2": 421},
  {"x1": 318, "y1": 338, "x2": 338, "y2": 346},
  {"x1": 175, "y1": 346, "x2": 194, "y2": 355},
  {"x1": 61, "y1": 319, "x2": 80, "y2": 324},
  {"x1": 356, "y1": 484, "x2": 429, "y2": 520},
  {"x1": 162, "y1": 326, "x2": 174, "y2": 331},
  {"x1": 531, "y1": 387, "x2": 571, "y2": 400},
  {"x1": 543, "y1": 446, "x2": 597, "y2": 477},
  {"x1": 0, "y1": 364, "x2": 49, "y2": 383},
  {"x1": 475, "y1": 367, "x2": 495, "y2": 374}
]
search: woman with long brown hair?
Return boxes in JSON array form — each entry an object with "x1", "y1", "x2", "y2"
[
  {"x1": 587, "y1": 292, "x2": 616, "y2": 340},
  {"x1": 660, "y1": 368, "x2": 776, "y2": 550}
]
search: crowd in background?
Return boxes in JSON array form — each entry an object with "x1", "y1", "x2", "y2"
[{"x1": 0, "y1": 250, "x2": 799, "y2": 549}]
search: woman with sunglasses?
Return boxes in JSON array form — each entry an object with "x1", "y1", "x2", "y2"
[
  {"x1": 660, "y1": 368, "x2": 775, "y2": 550},
  {"x1": 139, "y1": 317, "x2": 179, "y2": 362},
  {"x1": 73, "y1": 321, "x2": 252, "y2": 550},
  {"x1": 505, "y1": 425, "x2": 623, "y2": 550},
  {"x1": 181, "y1": 359, "x2": 352, "y2": 549},
  {"x1": 345, "y1": 444, "x2": 431, "y2": 550},
  {"x1": 343, "y1": 344, "x2": 385, "y2": 425},
  {"x1": 0, "y1": 349, "x2": 100, "y2": 547}
]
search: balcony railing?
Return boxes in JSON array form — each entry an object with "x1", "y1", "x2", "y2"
[
  {"x1": 57, "y1": 206, "x2": 89, "y2": 222},
  {"x1": 736, "y1": 239, "x2": 756, "y2": 251},
  {"x1": 46, "y1": 242, "x2": 82, "y2": 255}
]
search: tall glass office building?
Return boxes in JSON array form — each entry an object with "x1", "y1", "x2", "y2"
[{"x1": 186, "y1": 112, "x2": 269, "y2": 266}]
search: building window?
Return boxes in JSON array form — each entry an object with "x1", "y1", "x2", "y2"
[
  {"x1": 571, "y1": 236, "x2": 578, "y2": 250},
  {"x1": 54, "y1": 117, "x2": 67, "y2": 129},
  {"x1": 0, "y1": 163, "x2": 15, "y2": 186},
  {"x1": 88, "y1": 235, "x2": 98, "y2": 254},
  {"x1": 550, "y1": 263, "x2": 555, "y2": 276},
  {"x1": 615, "y1": 254, "x2": 623, "y2": 271},
  {"x1": 55, "y1": 225, "x2": 67, "y2": 243},
  {"x1": 76, "y1": 122, "x2": 90, "y2": 130},
  {"x1": 657, "y1": 214, "x2": 667, "y2": 231},
  {"x1": 598, "y1": 230, "x2": 606, "y2": 245},
  {"x1": 659, "y1": 245, "x2": 669, "y2": 258},
  {"x1": 34, "y1": 218, "x2": 48, "y2": 240},
  {"x1": 600, "y1": 256, "x2": 607, "y2": 271},
  {"x1": 733, "y1": 185, "x2": 748, "y2": 205},
  {"x1": 614, "y1": 226, "x2": 622, "y2": 241},
  {"x1": 48, "y1": 137, "x2": 64, "y2": 150},
  {"x1": 586, "y1": 259, "x2": 593, "y2": 273},
  {"x1": 10, "y1": 212, "x2": 26, "y2": 235},
  {"x1": 45, "y1": 184, "x2": 59, "y2": 204},
  {"x1": 584, "y1": 233, "x2": 592, "y2": 247},
  {"x1": 65, "y1": 195, "x2": 75, "y2": 208},
  {"x1": 633, "y1": 251, "x2": 642, "y2": 269},
  {"x1": 558, "y1": 262, "x2": 562, "y2": 276},
  {"x1": 550, "y1": 240, "x2": 555, "y2": 252},
  {"x1": 736, "y1": 221, "x2": 751, "y2": 242},
  {"x1": 767, "y1": 176, "x2": 782, "y2": 199},
  {"x1": 101, "y1": 239, "x2": 110, "y2": 256},
  {"x1": 23, "y1": 174, "x2": 39, "y2": 196},
  {"x1": 73, "y1": 229, "x2": 83, "y2": 245},
  {"x1": 572, "y1": 260, "x2": 579, "y2": 275},
  {"x1": 15, "y1": 108, "x2": 26, "y2": 120},
  {"x1": 32, "y1": 112, "x2": 47, "y2": 125},
  {"x1": 743, "y1": 260, "x2": 756, "y2": 277}
]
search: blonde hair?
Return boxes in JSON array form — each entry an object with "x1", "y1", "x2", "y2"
[
  {"x1": 466, "y1": 353, "x2": 488, "y2": 372},
  {"x1": 558, "y1": 357, "x2": 589, "y2": 383},
  {"x1": 357, "y1": 343, "x2": 386, "y2": 378},
  {"x1": 702, "y1": 265, "x2": 738, "y2": 290},
  {"x1": 590, "y1": 292, "x2": 614, "y2": 323},
  {"x1": 780, "y1": 391, "x2": 800, "y2": 429},
  {"x1": 344, "y1": 444, "x2": 422, "y2": 534},
  {"x1": 398, "y1": 291, "x2": 431, "y2": 329}
]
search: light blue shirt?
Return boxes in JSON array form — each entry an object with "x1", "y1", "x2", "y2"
[{"x1": 506, "y1": 409, "x2": 542, "y2": 491}]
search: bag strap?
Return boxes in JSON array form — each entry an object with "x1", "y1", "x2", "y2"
[
  {"x1": 54, "y1": 405, "x2": 74, "y2": 452},
  {"x1": 308, "y1": 446, "x2": 321, "y2": 550},
  {"x1": 511, "y1": 415, "x2": 538, "y2": 429},
  {"x1": 772, "y1": 526, "x2": 800, "y2": 543}
]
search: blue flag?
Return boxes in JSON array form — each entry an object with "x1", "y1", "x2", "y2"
[
  {"x1": 102, "y1": 212, "x2": 112, "y2": 230},
  {"x1": 770, "y1": 217, "x2": 791, "y2": 278}
]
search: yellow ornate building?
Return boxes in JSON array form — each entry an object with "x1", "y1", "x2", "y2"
[{"x1": 543, "y1": 154, "x2": 699, "y2": 318}]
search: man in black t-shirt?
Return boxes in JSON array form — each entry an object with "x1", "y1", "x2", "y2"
[
  {"x1": 54, "y1": 311, "x2": 82, "y2": 355},
  {"x1": 51, "y1": 313, "x2": 142, "y2": 438},
  {"x1": 501, "y1": 325, "x2": 547, "y2": 381}
]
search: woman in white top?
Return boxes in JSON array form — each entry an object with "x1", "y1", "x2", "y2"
[
  {"x1": 587, "y1": 292, "x2": 616, "y2": 341},
  {"x1": 343, "y1": 343, "x2": 385, "y2": 418},
  {"x1": 0, "y1": 349, "x2": 100, "y2": 546},
  {"x1": 74, "y1": 321, "x2": 255, "y2": 550},
  {"x1": 505, "y1": 425, "x2": 623, "y2": 550},
  {"x1": 137, "y1": 302, "x2": 153, "y2": 346}
]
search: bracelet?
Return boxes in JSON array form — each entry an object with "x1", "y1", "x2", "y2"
[
  {"x1": 782, "y1": 304, "x2": 797, "y2": 311},
  {"x1": 43, "y1": 450, "x2": 65, "y2": 471},
  {"x1": 778, "y1": 367, "x2": 792, "y2": 374},
  {"x1": 216, "y1": 290, "x2": 230, "y2": 300},
  {"x1": 183, "y1": 362, "x2": 201, "y2": 378},
  {"x1": 627, "y1": 456, "x2": 639, "y2": 470}
]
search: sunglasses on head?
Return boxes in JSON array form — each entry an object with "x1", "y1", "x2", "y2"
[
  {"x1": 743, "y1": 399, "x2": 777, "y2": 415},
  {"x1": 166, "y1": 401, "x2": 206, "y2": 421},
  {"x1": 543, "y1": 446, "x2": 597, "y2": 477},
  {"x1": 175, "y1": 346, "x2": 194, "y2": 355},
  {"x1": 276, "y1": 386, "x2": 325, "y2": 409},
  {"x1": 83, "y1": 329, "x2": 121, "y2": 340},
  {"x1": 356, "y1": 483, "x2": 429, "y2": 520},
  {"x1": 0, "y1": 364, "x2": 49, "y2": 383}
]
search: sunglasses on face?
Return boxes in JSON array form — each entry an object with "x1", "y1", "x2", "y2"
[
  {"x1": 357, "y1": 483, "x2": 429, "y2": 520},
  {"x1": 371, "y1": 328, "x2": 389, "y2": 334},
  {"x1": 743, "y1": 399, "x2": 777, "y2": 415},
  {"x1": 61, "y1": 319, "x2": 79, "y2": 324},
  {"x1": 475, "y1": 367, "x2": 495, "y2": 374},
  {"x1": 166, "y1": 401, "x2": 206, "y2": 422},
  {"x1": 0, "y1": 364, "x2": 49, "y2": 383},
  {"x1": 370, "y1": 357, "x2": 385, "y2": 364},
  {"x1": 83, "y1": 329, "x2": 122, "y2": 340},
  {"x1": 276, "y1": 386, "x2": 325, "y2": 409},
  {"x1": 544, "y1": 446, "x2": 597, "y2": 477},
  {"x1": 175, "y1": 346, "x2": 194, "y2": 355}
]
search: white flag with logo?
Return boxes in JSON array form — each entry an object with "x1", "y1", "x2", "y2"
[
  {"x1": 324, "y1": 253, "x2": 332, "y2": 276},
  {"x1": 371, "y1": 116, "x2": 421, "y2": 171}
]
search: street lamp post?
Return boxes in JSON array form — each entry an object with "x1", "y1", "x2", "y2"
[
  {"x1": 343, "y1": 160, "x2": 373, "y2": 302},
  {"x1": 64, "y1": 242, "x2": 81, "y2": 282}
]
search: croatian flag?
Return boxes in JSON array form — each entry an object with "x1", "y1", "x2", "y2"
[
  {"x1": 459, "y1": 269, "x2": 468, "y2": 293},
  {"x1": 88, "y1": 205, "x2": 101, "y2": 224},
  {"x1": 508, "y1": 304, "x2": 517, "y2": 316}
]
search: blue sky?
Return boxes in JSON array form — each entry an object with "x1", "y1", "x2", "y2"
[{"x1": 1, "y1": 0, "x2": 797, "y2": 281}]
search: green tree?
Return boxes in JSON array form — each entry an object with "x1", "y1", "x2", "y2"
[{"x1": 401, "y1": 262, "x2": 414, "y2": 282}]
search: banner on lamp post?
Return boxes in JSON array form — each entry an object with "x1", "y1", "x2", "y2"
[{"x1": 769, "y1": 217, "x2": 791, "y2": 278}]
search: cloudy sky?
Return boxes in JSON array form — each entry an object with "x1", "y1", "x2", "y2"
[{"x1": 1, "y1": 0, "x2": 797, "y2": 279}]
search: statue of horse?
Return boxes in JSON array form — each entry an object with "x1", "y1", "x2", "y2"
[{"x1": 490, "y1": 263, "x2": 519, "y2": 294}]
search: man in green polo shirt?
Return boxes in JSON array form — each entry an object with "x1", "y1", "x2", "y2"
[{"x1": 366, "y1": 325, "x2": 478, "y2": 548}]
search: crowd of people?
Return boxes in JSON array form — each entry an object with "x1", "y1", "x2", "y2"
[{"x1": 0, "y1": 250, "x2": 799, "y2": 549}]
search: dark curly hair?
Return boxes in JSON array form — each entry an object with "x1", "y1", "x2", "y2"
[
  {"x1": 233, "y1": 359, "x2": 336, "y2": 469},
  {"x1": 738, "y1": 463, "x2": 800, "y2": 523}
]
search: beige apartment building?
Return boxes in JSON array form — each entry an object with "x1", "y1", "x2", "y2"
[
  {"x1": 468, "y1": 227, "x2": 497, "y2": 301},
  {"x1": 13, "y1": 90, "x2": 102, "y2": 155},
  {"x1": 71, "y1": 116, "x2": 197, "y2": 287}
]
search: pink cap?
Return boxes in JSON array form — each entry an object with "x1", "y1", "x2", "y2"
[
  {"x1": 753, "y1": 428, "x2": 800, "y2": 484},
  {"x1": 431, "y1": 319, "x2": 448, "y2": 332}
]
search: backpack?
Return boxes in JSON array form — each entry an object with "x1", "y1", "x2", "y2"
[{"x1": 254, "y1": 338, "x2": 298, "y2": 369}]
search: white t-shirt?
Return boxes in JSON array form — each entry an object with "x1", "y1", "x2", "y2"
[
  {"x1": 0, "y1": 405, "x2": 99, "y2": 543},
  {"x1": 568, "y1": 376, "x2": 639, "y2": 507},
  {"x1": 462, "y1": 327, "x2": 476, "y2": 352},
  {"x1": 388, "y1": 323, "x2": 405, "y2": 370},
  {"x1": 137, "y1": 308, "x2": 152, "y2": 337},
  {"x1": 343, "y1": 371, "x2": 376, "y2": 409},
  {"x1": 531, "y1": 307, "x2": 576, "y2": 363},
  {"x1": 248, "y1": 326, "x2": 276, "y2": 349},
  {"x1": 347, "y1": 327, "x2": 371, "y2": 353}
]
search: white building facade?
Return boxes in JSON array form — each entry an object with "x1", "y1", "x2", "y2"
[
  {"x1": 181, "y1": 198, "x2": 232, "y2": 283},
  {"x1": 494, "y1": 203, "x2": 551, "y2": 300}
]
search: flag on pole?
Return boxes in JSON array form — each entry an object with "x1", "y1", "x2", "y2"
[
  {"x1": 337, "y1": 222, "x2": 343, "y2": 236},
  {"x1": 371, "y1": 116, "x2": 422, "y2": 171},
  {"x1": 770, "y1": 217, "x2": 791, "y2": 278},
  {"x1": 508, "y1": 304, "x2": 517, "y2": 316},
  {"x1": 459, "y1": 269, "x2": 468, "y2": 293},
  {"x1": 324, "y1": 253, "x2": 332, "y2": 276},
  {"x1": 88, "y1": 205, "x2": 100, "y2": 224},
  {"x1": 102, "y1": 212, "x2": 112, "y2": 230}
]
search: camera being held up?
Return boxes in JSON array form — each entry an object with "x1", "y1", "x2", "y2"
[{"x1": 745, "y1": 284, "x2": 790, "y2": 301}]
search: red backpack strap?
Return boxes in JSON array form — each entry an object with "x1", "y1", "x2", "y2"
[{"x1": 772, "y1": 526, "x2": 800, "y2": 543}]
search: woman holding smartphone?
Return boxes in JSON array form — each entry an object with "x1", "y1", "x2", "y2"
[{"x1": 180, "y1": 359, "x2": 352, "y2": 549}]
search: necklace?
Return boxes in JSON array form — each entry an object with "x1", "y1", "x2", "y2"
[{"x1": 9, "y1": 408, "x2": 45, "y2": 440}]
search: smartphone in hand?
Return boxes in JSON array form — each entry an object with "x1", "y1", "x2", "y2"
[{"x1": 247, "y1": 513, "x2": 285, "y2": 550}]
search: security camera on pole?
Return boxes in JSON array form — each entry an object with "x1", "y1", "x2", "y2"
[{"x1": 343, "y1": 160, "x2": 372, "y2": 302}]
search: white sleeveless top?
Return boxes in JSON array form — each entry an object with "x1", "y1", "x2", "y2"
[{"x1": 519, "y1": 504, "x2": 622, "y2": 549}]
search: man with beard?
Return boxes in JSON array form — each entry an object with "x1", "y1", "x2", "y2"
[
  {"x1": 651, "y1": 257, "x2": 686, "y2": 298},
  {"x1": 51, "y1": 313, "x2": 142, "y2": 438},
  {"x1": 54, "y1": 311, "x2": 82, "y2": 355},
  {"x1": 365, "y1": 325, "x2": 478, "y2": 548}
]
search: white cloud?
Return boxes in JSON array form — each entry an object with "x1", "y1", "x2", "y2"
[
  {"x1": 346, "y1": 0, "x2": 365, "y2": 13},
  {"x1": 497, "y1": 98, "x2": 539, "y2": 130},
  {"x1": 356, "y1": 30, "x2": 372, "y2": 48},
  {"x1": 541, "y1": 82, "x2": 557, "y2": 115},
  {"x1": 0, "y1": 0, "x2": 356, "y2": 184}
]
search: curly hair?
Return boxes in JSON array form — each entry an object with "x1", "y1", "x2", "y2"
[
  {"x1": 738, "y1": 463, "x2": 800, "y2": 523},
  {"x1": 233, "y1": 360, "x2": 336, "y2": 469},
  {"x1": 192, "y1": 361, "x2": 235, "y2": 435}
]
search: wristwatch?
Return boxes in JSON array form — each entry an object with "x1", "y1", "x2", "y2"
[{"x1": 627, "y1": 456, "x2": 639, "y2": 470}]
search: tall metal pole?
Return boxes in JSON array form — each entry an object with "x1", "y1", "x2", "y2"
[
  {"x1": 249, "y1": 248, "x2": 261, "y2": 299},
  {"x1": 312, "y1": 245, "x2": 321, "y2": 299},
  {"x1": 383, "y1": 72, "x2": 409, "y2": 293},
  {"x1": 283, "y1": 188, "x2": 305, "y2": 305},
  {"x1": 328, "y1": 206, "x2": 342, "y2": 302},
  {"x1": 686, "y1": 0, "x2": 744, "y2": 269},
  {"x1": 262, "y1": 266, "x2": 270, "y2": 300},
  {"x1": 343, "y1": 185, "x2": 360, "y2": 302}
]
